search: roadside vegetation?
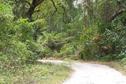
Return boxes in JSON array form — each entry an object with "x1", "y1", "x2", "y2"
[{"x1": 0, "y1": 63, "x2": 70, "y2": 84}]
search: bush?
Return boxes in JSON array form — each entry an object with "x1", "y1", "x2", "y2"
[
  {"x1": 37, "y1": 32, "x2": 65, "y2": 58},
  {"x1": 79, "y1": 41, "x2": 99, "y2": 60},
  {"x1": 121, "y1": 58, "x2": 126, "y2": 65},
  {"x1": 78, "y1": 24, "x2": 99, "y2": 60},
  {"x1": 0, "y1": 40, "x2": 32, "y2": 69},
  {"x1": 0, "y1": 10, "x2": 38, "y2": 69},
  {"x1": 97, "y1": 19, "x2": 126, "y2": 60}
]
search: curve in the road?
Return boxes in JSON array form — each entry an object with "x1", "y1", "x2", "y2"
[{"x1": 38, "y1": 60, "x2": 126, "y2": 84}]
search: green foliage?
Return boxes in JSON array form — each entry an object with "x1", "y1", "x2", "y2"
[
  {"x1": 121, "y1": 57, "x2": 126, "y2": 65},
  {"x1": 3, "y1": 1, "x2": 126, "y2": 83},
  {"x1": 15, "y1": 19, "x2": 33, "y2": 41},
  {"x1": 0, "y1": 64, "x2": 70, "y2": 84},
  {"x1": 97, "y1": 16, "x2": 126, "y2": 59},
  {"x1": 0, "y1": 3, "x2": 37, "y2": 69},
  {"x1": 0, "y1": 14, "x2": 34, "y2": 69},
  {"x1": 60, "y1": 43, "x2": 76, "y2": 57},
  {"x1": 78, "y1": 24, "x2": 99, "y2": 60},
  {"x1": 1, "y1": 0, "x2": 126, "y2": 68},
  {"x1": 0, "y1": 15, "x2": 14, "y2": 41},
  {"x1": 0, "y1": 41, "x2": 32, "y2": 69},
  {"x1": 118, "y1": 51, "x2": 126, "y2": 59},
  {"x1": 37, "y1": 32, "x2": 66, "y2": 58},
  {"x1": 0, "y1": 3, "x2": 12, "y2": 15}
]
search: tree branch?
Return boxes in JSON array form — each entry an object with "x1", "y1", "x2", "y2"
[
  {"x1": 27, "y1": 0, "x2": 44, "y2": 21},
  {"x1": 109, "y1": 0, "x2": 126, "y2": 22},
  {"x1": 110, "y1": 9, "x2": 126, "y2": 21},
  {"x1": 25, "y1": 1, "x2": 31, "y2": 6},
  {"x1": 50, "y1": 0, "x2": 57, "y2": 16}
]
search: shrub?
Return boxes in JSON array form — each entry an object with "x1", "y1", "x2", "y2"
[
  {"x1": 97, "y1": 19, "x2": 126, "y2": 60},
  {"x1": 0, "y1": 40, "x2": 32, "y2": 69},
  {"x1": 0, "y1": 10, "x2": 37, "y2": 69},
  {"x1": 79, "y1": 41, "x2": 99, "y2": 60},
  {"x1": 78, "y1": 24, "x2": 99, "y2": 60},
  {"x1": 121, "y1": 58, "x2": 126, "y2": 65}
]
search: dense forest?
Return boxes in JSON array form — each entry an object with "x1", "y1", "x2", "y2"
[{"x1": 1, "y1": 0, "x2": 126, "y2": 83}]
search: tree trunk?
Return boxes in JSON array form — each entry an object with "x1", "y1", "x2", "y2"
[{"x1": 26, "y1": 0, "x2": 44, "y2": 21}]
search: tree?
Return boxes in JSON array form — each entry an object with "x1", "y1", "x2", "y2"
[{"x1": 13, "y1": 0, "x2": 45, "y2": 21}]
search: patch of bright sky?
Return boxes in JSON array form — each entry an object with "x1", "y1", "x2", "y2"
[{"x1": 73, "y1": 0, "x2": 96, "y2": 8}]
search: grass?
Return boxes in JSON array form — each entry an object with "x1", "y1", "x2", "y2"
[{"x1": 0, "y1": 63, "x2": 70, "y2": 84}]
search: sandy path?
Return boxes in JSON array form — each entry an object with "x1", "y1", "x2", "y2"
[{"x1": 38, "y1": 60, "x2": 126, "y2": 84}]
